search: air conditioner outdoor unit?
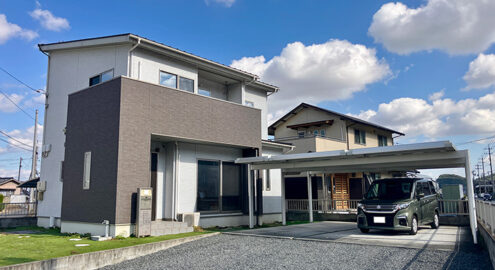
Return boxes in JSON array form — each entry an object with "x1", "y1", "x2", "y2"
[{"x1": 179, "y1": 212, "x2": 200, "y2": 227}]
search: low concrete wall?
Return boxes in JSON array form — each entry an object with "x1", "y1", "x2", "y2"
[
  {"x1": 439, "y1": 215, "x2": 470, "y2": 226},
  {"x1": 0, "y1": 232, "x2": 219, "y2": 270},
  {"x1": 0, "y1": 217, "x2": 36, "y2": 228},
  {"x1": 287, "y1": 212, "x2": 357, "y2": 222},
  {"x1": 479, "y1": 222, "x2": 495, "y2": 269}
]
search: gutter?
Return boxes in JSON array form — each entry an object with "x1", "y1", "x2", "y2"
[{"x1": 128, "y1": 37, "x2": 141, "y2": 77}]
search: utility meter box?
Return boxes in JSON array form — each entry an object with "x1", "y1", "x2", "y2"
[{"x1": 136, "y1": 187, "x2": 152, "y2": 237}]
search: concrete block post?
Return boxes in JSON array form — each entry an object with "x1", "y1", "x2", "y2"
[{"x1": 281, "y1": 171, "x2": 286, "y2": 225}]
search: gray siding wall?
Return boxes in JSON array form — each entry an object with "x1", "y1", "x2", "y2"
[
  {"x1": 115, "y1": 77, "x2": 261, "y2": 224},
  {"x1": 61, "y1": 79, "x2": 122, "y2": 224}
]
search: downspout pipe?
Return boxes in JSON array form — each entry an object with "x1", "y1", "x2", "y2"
[{"x1": 128, "y1": 38, "x2": 141, "y2": 77}]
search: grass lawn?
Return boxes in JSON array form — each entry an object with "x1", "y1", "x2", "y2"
[{"x1": 0, "y1": 226, "x2": 210, "y2": 267}]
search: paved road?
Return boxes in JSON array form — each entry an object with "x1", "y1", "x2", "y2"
[{"x1": 101, "y1": 233, "x2": 492, "y2": 270}]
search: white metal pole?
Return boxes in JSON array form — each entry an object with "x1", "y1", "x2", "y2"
[
  {"x1": 248, "y1": 164, "x2": 254, "y2": 229},
  {"x1": 465, "y1": 151, "x2": 478, "y2": 244},
  {"x1": 281, "y1": 171, "x2": 286, "y2": 226},
  {"x1": 307, "y1": 171, "x2": 313, "y2": 223}
]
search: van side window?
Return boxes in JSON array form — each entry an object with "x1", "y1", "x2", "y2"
[
  {"x1": 428, "y1": 181, "x2": 437, "y2": 194},
  {"x1": 421, "y1": 182, "x2": 431, "y2": 196}
]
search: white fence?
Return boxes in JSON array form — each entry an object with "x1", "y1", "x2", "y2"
[
  {"x1": 476, "y1": 199, "x2": 495, "y2": 237},
  {"x1": 286, "y1": 199, "x2": 469, "y2": 215}
]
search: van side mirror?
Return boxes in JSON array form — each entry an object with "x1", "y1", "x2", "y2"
[{"x1": 417, "y1": 192, "x2": 425, "y2": 199}]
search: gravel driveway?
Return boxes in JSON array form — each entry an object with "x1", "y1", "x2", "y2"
[{"x1": 100, "y1": 234, "x2": 491, "y2": 270}]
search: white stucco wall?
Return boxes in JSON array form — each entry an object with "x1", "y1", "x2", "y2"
[
  {"x1": 261, "y1": 146, "x2": 284, "y2": 216},
  {"x1": 38, "y1": 44, "x2": 130, "y2": 222},
  {"x1": 245, "y1": 85, "x2": 268, "y2": 139}
]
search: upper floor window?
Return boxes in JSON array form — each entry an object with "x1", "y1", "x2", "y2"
[
  {"x1": 245, "y1": 101, "x2": 254, "y2": 107},
  {"x1": 199, "y1": 88, "x2": 211, "y2": 97},
  {"x1": 179, "y1": 77, "x2": 194, "y2": 93},
  {"x1": 378, "y1": 135, "x2": 388, "y2": 147},
  {"x1": 298, "y1": 131, "x2": 305, "y2": 138},
  {"x1": 320, "y1": 129, "x2": 326, "y2": 137},
  {"x1": 313, "y1": 130, "x2": 319, "y2": 136},
  {"x1": 159, "y1": 71, "x2": 177, "y2": 88},
  {"x1": 354, "y1": 129, "x2": 366, "y2": 145},
  {"x1": 89, "y1": 69, "x2": 113, "y2": 86}
]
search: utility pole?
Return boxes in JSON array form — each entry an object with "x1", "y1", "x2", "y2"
[
  {"x1": 475, "y1": 164, "x2": 481, "y2": 195},
  {"x1": 17, "y1": 157, "x2": 22, "y2": 181},
  {"x1": 482, "y1": 156, "x2": 487, "y2": 194},
  {"x1": 29, "y1": 109, "x2": 38, "y2": 180},
  {"x1": 489, "y1": 146, "x2": 494, "y2": 195}
]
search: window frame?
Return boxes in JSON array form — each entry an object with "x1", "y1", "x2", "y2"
[
  {"x1": 178, "y1": 76, "x2": 195, "y2": 93},
  {"x1": 378, "y1": 135, "x2": 388, "y2": 147},
  {"x1": 159, "y1": 70, "x2": 178, "y2": 89},
  {"x1": 89, "y1": 69, "x2": 114, "y2": 87},
  {"x1": 82, "y1": 151, "x2": 91, "y2": 190},
  {"x1": 196, "y1": 159, "x2": 243, "y2": 214},
  {"x1": 354, "y1": 129, "x2": 366, "y2": 145}
]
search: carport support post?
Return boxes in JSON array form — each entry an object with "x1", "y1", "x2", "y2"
[
  {"x1": 248, "y1": 164, "x2": 254, "y2": 229},
  {"x1": 281, "y1": 171, "x2": 286, "y2": 225},
  {"x1": 307, "y1": 171, "x2": 313, "y2": 223},
  {"x1": 465, "y1": 151, "x2": 478, "y2": 244}
]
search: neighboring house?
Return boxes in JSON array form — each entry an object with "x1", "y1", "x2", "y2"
[
  {"x1": 0, "y1": 177, "x2": 22, "y2": 197},
  {"x1": 268, "y1": 103, "x2": 405, "y2": 210},
  {"x1": 37, "y1": 34, "x2": 286, "y2": 236}
]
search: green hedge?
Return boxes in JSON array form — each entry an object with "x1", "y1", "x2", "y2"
[{"x1": 0, "y1": 194, "x2": 4, "y2": 211}]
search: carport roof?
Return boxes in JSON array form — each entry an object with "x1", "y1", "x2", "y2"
[{"x1": 235, "y1": 141, "x2": 467, "y2": 173}]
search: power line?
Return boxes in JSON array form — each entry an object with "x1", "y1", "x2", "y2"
[
  {"x1": 0, "y1": 88, "x2": 37, "y2": 122},
  {"x1": 0, "y1": 66, "x2": 45, "y2": 94},
  {"x1": 0, "y1": 137, "x2": 32, "y2": 152},
  {"x1": 0, "y1": 130, "x2": 33, "y2": 148},
  {"x1": 456, "y1": 135, "x2": 495, "y2": 146}
]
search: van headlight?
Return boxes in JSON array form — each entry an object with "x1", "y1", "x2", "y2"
[{"x1": 395, "y1": 203, "x2": 410, "y2": 211}]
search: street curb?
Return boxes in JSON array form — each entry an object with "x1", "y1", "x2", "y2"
[{"x1": 0, "y1": 232, "x2": 219, "y2": 270}]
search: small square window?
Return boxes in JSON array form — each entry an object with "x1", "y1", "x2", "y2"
[
  {"x1": 354, "y1": 129, "x2": 366, "y2": 145},
  {"x1": 320, "y1": 129, "x2": 326, "y2": 137},
  {"x1": 378, "y1": 135, "x2": 388, "y2": 147},
  {"x1": 159, "y1": 71, "x2": 177, "y2": 88},
  {"x1": 89, "y1": 75, "x2": 100, "y2": 86},
  {"x1": 313, "y1": 130, "x2": 319, "y2": 136},
  {"x1": 101, "y1": 70, "x2": 113, "y2": 83},
  {"x1": 298, "y1": 131, "x2": 305, "y2": 138},
  {"x1": 245, "y1": 101, "x2": 254, "y2": 107},
  {"x1": 199, "y1": 88, "x2": 211, "y2": 96},
  {"x1": 179, "y1": 77, "x2": 194, "y2": 92}
]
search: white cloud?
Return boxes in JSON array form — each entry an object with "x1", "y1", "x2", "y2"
[
  {"x1": 463, "y1": 54, "x2": 495, "y2": 90},
  {"x1": 354, "y1": 91, "x2": 495, "y2": 137},
  {"x1": 205, "y1": 0, "x2": 236, "y2": 7},
  {"x1": 231, "y1": 39, "x2": 390, "y2": 123},
  {"x1": 29, "y1": 8, "x2": 70, "y2": 31},
  {"x1": 428, "y1": 89, "x2": 445, "y2": 101},
  {"x1": 369, "y1": 0, "x2": 495, "y2": 55},
  {"x1": 0, "y1": 93, "x2": 24, "y2": 112},
  {"x1": 23, "y1": 94, "x2": 45, "y2": 108},
  {"x1": 0, "y1": 14, "x2": 38, "y2": 44},
  {"x1": 0, "y1": 168, "x2": 31, "y2": 181},
  {"x1": 2, "y1": 124, "x2": 43, "y2": 152}
]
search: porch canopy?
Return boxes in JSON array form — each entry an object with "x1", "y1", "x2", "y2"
[{"x1": 235, "y1": 141, "x2": 478, "y2": 244}]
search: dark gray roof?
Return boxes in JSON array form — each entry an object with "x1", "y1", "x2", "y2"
[
  {"x1": 0, "y1": 177, "x2": 19, "y2": 185},
  {"x1": 268, "y1": 103, "x2": 405, "y2": 136}
]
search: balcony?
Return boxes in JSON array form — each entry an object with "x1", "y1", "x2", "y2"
[{"x1": 273, "y1": 134, "x2": 347, "y2": 153}]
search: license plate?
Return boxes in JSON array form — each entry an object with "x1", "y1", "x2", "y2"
[{"x1": 373, "y1": 216, "x2": 386, "y2": 224}]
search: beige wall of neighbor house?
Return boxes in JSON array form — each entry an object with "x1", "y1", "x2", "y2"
[{"x1": 0, "y1": 181, "x2": 22, "y2": 195}]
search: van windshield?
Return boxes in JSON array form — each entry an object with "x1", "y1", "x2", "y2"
[{"x1": 365, "y1": 180, "x2": 414, "y2": 201}]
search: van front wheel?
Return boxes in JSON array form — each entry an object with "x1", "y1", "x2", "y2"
[
  {"x1": 409, "y1": 216, "x2": 418, "y2": 235},
  {"x1": 360, "y1": 228, "x2": 369, "y2": 233},
  {"x1": 431, "y1": 212, "x2": 440, "y2": 229}
]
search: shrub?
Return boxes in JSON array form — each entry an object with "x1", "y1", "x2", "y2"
[{"x1": 0, "y1": 194, "x2": 4, "y2": 211}]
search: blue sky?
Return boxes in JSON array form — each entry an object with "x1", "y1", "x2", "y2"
[{"x1": 1, "y1": 0, "x2": 495, "y2": 179}]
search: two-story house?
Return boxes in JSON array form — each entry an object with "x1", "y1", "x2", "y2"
[
  {"x1": 268, "y1": 103, "x2": 404, "y2": 211},
  {"x1": 37, "y1": 34, "x2": 290, "y2": 237}
]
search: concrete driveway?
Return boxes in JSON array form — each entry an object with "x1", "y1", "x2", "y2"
[{"x1": 227, "y1": 221, "x2": 468, "y2": 251}]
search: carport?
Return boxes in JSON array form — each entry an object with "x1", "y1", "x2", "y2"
[{"x1": 235, "y1": 141, "x2": 478, "y2": 244}]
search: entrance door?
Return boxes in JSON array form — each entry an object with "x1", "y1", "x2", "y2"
[{"x1": 333, "y1": 174, "x2": 350, "y2": 210}]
